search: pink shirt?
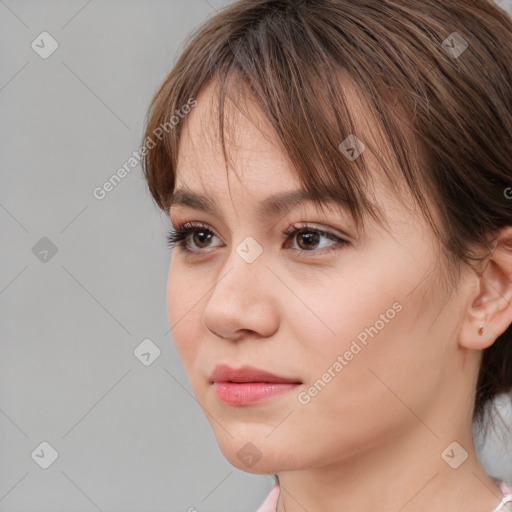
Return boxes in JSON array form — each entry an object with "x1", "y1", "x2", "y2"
[
  {"x1": 255, "y1": 484, "x2": 279, "y2": 512},
  {"x1": 255, "y1": 480, "x2": 512, "y2": 512}
]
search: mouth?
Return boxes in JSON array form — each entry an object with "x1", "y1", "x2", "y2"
[{"x1": 209, "y1": 364, "x2": 302, "y2": 406}]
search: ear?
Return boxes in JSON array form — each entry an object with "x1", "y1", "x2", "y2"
[{"x1": 459, "y1": 227, "x2": 512, "y2": 350}]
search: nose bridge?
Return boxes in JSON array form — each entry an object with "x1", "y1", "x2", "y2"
[
  {"x1": 202, "y1": 234, "x2": 279, "y2": 339},
  {"x1": 211, "y1": 233, "x2": 267, "y2": 302}
]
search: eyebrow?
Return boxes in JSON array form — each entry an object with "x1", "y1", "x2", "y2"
[{"x1": 167, "y1": 188, "x2": 348, "y2": 221}]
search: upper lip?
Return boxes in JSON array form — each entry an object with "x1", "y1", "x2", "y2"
[{"x1": 209, "y1": 364, "x2": 302, "y2": 384}]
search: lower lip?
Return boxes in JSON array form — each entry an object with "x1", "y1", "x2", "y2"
[{"x1": 212, "y1": 382, "x2": 301, "y2": 406}]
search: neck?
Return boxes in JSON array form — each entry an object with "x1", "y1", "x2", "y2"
[{"x1": 276, "y1": 413, "x2": 503, "y2": 512}]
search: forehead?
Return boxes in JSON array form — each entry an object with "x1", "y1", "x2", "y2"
[
  {"x1": 175, "y1": 80, "x2": 302, "y2": 196},
  {"x1": 173, "y1": 77, "x2": 415, "y2": 230}
]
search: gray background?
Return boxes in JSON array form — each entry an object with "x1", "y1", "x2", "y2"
[{"x1": 1, "y1": 1, "x2": 511, "y2": 511}]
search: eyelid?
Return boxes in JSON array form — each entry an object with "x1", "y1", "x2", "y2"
[
  {"x1": 170, "y1": 213, "x2": 354, "y2": 242},
  {"x1": 282, "y1": 223, "x2": 350, "y2": 254},
  {"x1": 279, "y1": 216, "x2": 355, "y2": 245},
  {"x1": 166, "y1": 220, "x2": 351, "y2": 258},
  {"x1": 168, "y1": 218, "x2": 348, "y2": 243}
]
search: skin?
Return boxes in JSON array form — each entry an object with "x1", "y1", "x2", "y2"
[{"x1": 166, "y1": 79, "x2": 512, "y2": 512}]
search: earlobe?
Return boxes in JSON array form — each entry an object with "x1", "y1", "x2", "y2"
[
  {"x1": 459, "y1": 316, "x2": 498, "y2": 351},
  {"x1": 459, "y1": 227, "x2": 512, "y2": 351},
  {"x1": 478, "y1": 322, "x2": 497, "y2": 343}
]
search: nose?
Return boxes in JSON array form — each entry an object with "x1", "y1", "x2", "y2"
[{"x1": 201, "y1": 246, "x2": 280, "y2": 342}]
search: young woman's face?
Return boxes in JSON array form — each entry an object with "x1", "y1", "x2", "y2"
[{"x1": 166, "y1": 81, "x2": 479, "y2": 473}]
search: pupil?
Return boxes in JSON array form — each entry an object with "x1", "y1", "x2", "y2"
[
  {"x1": 298, "y1": 230, "x2": 319, "y2": 250},
  {"x1": 193, "y1": 231, "x2": 211, "y2": 247}
]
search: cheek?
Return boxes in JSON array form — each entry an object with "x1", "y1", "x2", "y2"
[
  {"x1": 326, "y1": 244, "x2": 435, "y2": 351},
  {"x1": 166, "y1": 260, "x2": 202, "y2": 367},
  {"x1": 293, "y1": 257, "x2": 441, "y2": 410},
  {"x1": 293, "y1": 265, "x2": 407, "y2": 359},
  {"x1": 276, "y1": 277, "x2": 438, "y2": 462}
]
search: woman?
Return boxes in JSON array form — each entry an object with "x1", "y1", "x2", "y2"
[{"x1": 141, "y1": 0, "x2": 512, "y2": 510}]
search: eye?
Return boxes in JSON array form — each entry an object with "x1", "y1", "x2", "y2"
[
  {"x1": 166, "y1": 222, "x2": 219, "y2": 254},
  {"x1": 165, "y1": 222, "x2": 350, "y2": 257},
  {"x1": 281, "y1": 223, "x2": 350, "y2": 257}
]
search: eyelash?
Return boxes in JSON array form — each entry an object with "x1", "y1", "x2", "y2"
[{"x1": 165, "y1": 222, "x2": 350, "y2": 258}]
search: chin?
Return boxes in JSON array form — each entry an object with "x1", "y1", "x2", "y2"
[{"x1": 212, "y1": 431, "x2": 306, "y2": 474}]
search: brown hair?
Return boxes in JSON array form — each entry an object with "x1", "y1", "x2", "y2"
[{"x1": 141, "y1": 0, "x2": 512, "y2": 436}]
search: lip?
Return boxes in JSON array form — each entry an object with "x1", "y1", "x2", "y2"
[
  {"x1": 209, "y1": 364, "x2": 302, "y2": 406},
  {"x1": 209, "y1": 364, "x2": 301, "y2": 384}
]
